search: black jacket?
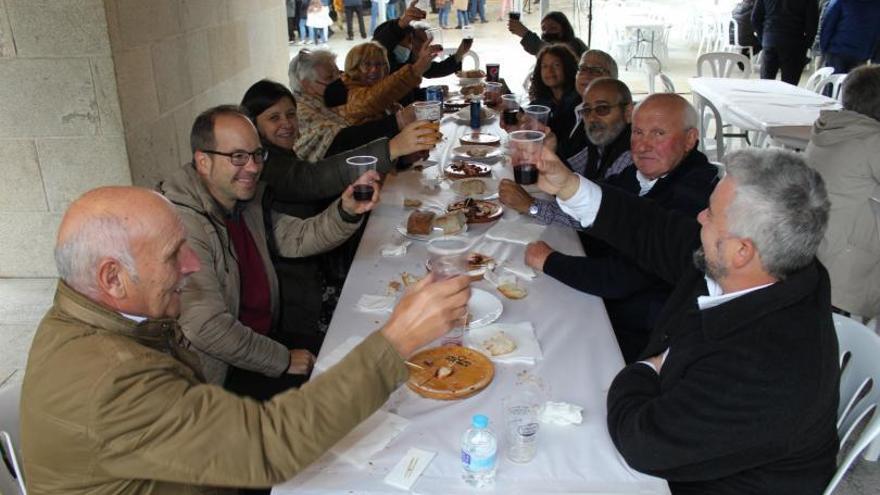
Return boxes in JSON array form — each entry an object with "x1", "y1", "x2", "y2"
[
  {"x1": 590, "y1": 185, "x2": 839, "y2": 494},
  {"x1": 752, "y1": 0, "x2": 819, "y2": 49},
  {"x1": 543, "y1": 149, "x2": 717, "y2": 362}
]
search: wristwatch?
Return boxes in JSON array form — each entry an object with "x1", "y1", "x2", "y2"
[{"x1": 527, "y1": 202, "x2": 539, "y2": 217}]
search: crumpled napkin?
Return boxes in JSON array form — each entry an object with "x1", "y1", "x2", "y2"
[
  {"x1": 330, "y1": 410, "x2": 410, "y2": 468},
  {"x1": 539, "y1": 401, "x2": 583, "y2": 425},
  {"x1": 355, "y1": 294, "x2": 396, "y2": 313},
  {"x1": 380, "y1": 239, "x2": 411, "y2": 257},
  {"x1": 485, "y1": 218, "x2": 546, "y2": 245}
]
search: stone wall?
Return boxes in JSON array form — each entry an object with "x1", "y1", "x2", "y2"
[
  {"x1": 0, "y1": 0, "x2": 290, "y2": 277},
  {"x1": 0, "y1": 0, "x2": 130, "y2": 277},
  {"x1": 104, "y1": 0, "x2": 290, "y2": 187}
]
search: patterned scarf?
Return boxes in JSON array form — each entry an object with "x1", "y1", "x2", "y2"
[{"x1": 293, "y1": 92, "x2": 350, "y2": 162}]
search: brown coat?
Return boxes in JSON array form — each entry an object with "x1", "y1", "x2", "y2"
[
  {"x1": 20, "y1": 281, "x2": 407, "y2": 494},
  {"x1": 341, "y1": 65, "x2": 421, "y2": 125},
  {"x1": 159, "y1": 164, "x2": 362, "y2": 384}
]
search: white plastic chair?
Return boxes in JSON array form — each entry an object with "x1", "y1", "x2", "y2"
[
  {"x1": 814, "y1": 73, "x2": 848, "y2": 100},
  {"x1": 0, "y1": 383, "x2": 26, "y2": 495},
  {"x1": 696, "y1": 51, "x2": 751, "y2": 79},
  {"x1": 805, "y1": 67, "x2": 835, "y2": 92},
  {"x1": 441, "y1": 48, "x2": 479, "y2": 71},
  {"x1": 693, "y1": 93, "x2": 725, "y2": 161},
  {"x1": 824, "y1": 314, "x2": 880, "y2": 494}
]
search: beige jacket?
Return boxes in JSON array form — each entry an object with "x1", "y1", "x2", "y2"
[
  {"x1": 806, "y1": 109, "x2": 880, "y2": 316},
  {"x1": 159, "y1": 164, "x2": 362, "y2": 384},
  {"x1": 20, "y1": 281, "x2": 407, "y2": 494}
]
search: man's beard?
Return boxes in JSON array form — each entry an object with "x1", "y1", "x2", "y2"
[
  {"x1": 586, "y1": 119, "x2": 625, "y2": 146},
  {"x1": 692, "y1": 245, "x2": 728, "y2": 281}
]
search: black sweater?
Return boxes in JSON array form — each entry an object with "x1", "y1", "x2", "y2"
[
  {"x1": 590, "y1": 185, "x2": 838, "y2": 494},
  {"x1": 543, "y1": 150, "x2": 718, "y2": 362}
]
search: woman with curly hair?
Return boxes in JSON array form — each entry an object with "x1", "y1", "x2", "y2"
[
  {"x1": 528, "y1": 43, "x2": 581, "y2": 142},
  {"x1": 509, "y1": 11, "x2": 588, "y2": 58}
]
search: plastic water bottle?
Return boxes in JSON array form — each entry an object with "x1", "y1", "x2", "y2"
[{"x1": 461, "y1": 414, "x2": 497, "y2": 487}]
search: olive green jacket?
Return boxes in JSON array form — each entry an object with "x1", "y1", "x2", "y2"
[
  {"x1": 21, "y1": 281, "x2": 407, "y2": 494},
  {"x1": 160, "y1": 164, "x2": 362, "y2": 384}
]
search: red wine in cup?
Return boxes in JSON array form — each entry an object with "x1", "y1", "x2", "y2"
[
  {"x1": 514, "y1": 163, "x2": 538, "y2": 185},
  {"x1": 353, "y1": 184, "x2": 374, "y2": 201},
  {"x1": 503, "y1": 109, "x2": 519, "y2": 125}
]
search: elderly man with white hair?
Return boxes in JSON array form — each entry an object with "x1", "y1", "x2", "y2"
[
  {"x1": 806, "y1": 64, "x2": 880, "y2": 320},
  {"x1": 19, "y1": 185, "x2": 470, "y2": 494},
  {"x1": 536, "y1": 147, "x2": 839, "y2": 493}
]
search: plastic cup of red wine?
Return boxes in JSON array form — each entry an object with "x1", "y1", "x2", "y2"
[
  {"x1": 501, "y1": 94, "x2": 520, "y2": 126},
  {"x1": 346, "y1": 155, "x2": 378, "y2": 201},
  {"x1": 508, "y1": 130, "x2": 545, "y2": 186}
]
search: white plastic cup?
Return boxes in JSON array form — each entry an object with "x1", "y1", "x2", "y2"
[
  {"x1": 503, "y1": 390, "x2": 542, "y2": 463},
  {"x1": 427, "y1": 236, "x2": 471, "y2": 345},
  {"x1": 413, "y1": 100, "x2": 443, "y2": 122}
]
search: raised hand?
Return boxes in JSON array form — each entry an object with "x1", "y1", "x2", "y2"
[
  {"x1": 389, "y1": 120, "x2": 441, "y2": 160},
  {"x1": 380, "y1": 273, "x2": 472, "y2": 357},
  {"x1": 341, "y1": 170, "x2": 382, "y2": 214}
]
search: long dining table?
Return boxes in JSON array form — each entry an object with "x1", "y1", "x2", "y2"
[
  {"x1": 688, "y1": 77, "x2": 841, "y2": 150},
  {"x1": 271, "y1": 104, "x2": 670, "y2": 494}
]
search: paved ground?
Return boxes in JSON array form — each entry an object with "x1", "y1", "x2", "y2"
[{"x1": 2, "y1": 1, "x2": 878, "y2": 492}]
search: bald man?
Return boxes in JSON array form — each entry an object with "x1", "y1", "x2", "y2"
[
  {"x1": 20, "y1": 186, "x2": 470, "y2": 494},
  {"x1": 525, "y1": 93, "x2": 719, "y2": 362}
]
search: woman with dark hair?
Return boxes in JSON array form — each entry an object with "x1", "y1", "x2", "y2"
[
  {"x1": 528, "y1": 44, "x2": 581, "y2": 143},
  {"x1": 508, "y1": 11, "x2": 588, "y2": 58}
]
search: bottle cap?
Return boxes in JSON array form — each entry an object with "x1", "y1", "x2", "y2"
[{"x1": 472, "y1": 414, "x2": 488, "y2": 428}]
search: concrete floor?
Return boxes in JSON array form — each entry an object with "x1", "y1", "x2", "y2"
[{"x1": 2, "y1": 1, "x2": 879, "y2": 493}]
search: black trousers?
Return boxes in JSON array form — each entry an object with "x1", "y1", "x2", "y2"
[
  {"x1": 824, "y1": 52, "x2": 865, "y2": 74},
  {"x1": 344, "y1": 5, "x2": 366, "y2": 38},
  {"x1": 760, "y1": 45, "x2": 809, "y2": 86}
]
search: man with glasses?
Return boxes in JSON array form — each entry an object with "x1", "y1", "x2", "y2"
[
  {"x1": 500, "y1": 77, "x2": 634, "y2": 226},
  {"x1": 159, "y1": 105, "x2": 378, "y2": 390},
  {"x1": 523, "y1": 93, "x2": 719, "y2": 362}
]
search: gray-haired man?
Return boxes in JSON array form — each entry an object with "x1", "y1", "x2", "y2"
[{"x1": 537, "y1": 147, "x2": 839, "y2": 493}]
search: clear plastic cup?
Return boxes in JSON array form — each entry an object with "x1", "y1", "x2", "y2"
[
  {"x1": 501, "y1": 94, "x2": 521, "y2": 126},
  {"x1": 346, "y1": 155, "x2": 378, "y2": 202},
  {"x1": 413, "y1": 101, "x2": 443, "y2": 122},
  {"x1": 503, "y1": 389, "x2": 542, "y2": 463},
  {"x1": 508, "y1": 130, "x2": 545, "y2": 185},
  {"x1": 523, "y1": 104, "x2": 550, "y2": 130},
  {"x1": 427, "y1": 236, "x2": 472, "y2": 345}
]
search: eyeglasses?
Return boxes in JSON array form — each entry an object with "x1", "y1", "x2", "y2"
[
  {"x1": 577, "y1": 103, "x2": 626, "y2": 119},
  {"x1": 201, "y1": 148, "x2": 268, "y2": 167},
  {"x1": 577, "y1": 65, "x2": 610, "y2": 76}
]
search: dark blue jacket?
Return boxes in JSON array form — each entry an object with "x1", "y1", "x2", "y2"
[
  {"x1": 752, "y1": 0, "x2": 819, "y2": 49},
  {"x1": 820, "y1": 0, "x2": 880, "y2": 60}
]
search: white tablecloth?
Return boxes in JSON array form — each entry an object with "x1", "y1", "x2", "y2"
[
  {"x1": 271, "y1": 111, "x2": 669, "y2": 494},
  {"x1": 688, "y1": 77, "x2": 841, "y2": 149}
]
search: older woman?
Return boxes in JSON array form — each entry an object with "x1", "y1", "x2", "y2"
[
  {"x1": 341, "y1": 41, "x2": 436, "y2": 125},
  {"x1": 529, "y1": 44, "x2": 581, "y2": 144},
  {"x1": 288, "y1": 48, "x2": 436, "y2": 161}
]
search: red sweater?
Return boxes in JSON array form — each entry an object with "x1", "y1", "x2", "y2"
[{"x1": 225, "y1": 216, "x2": 272, "y2": 335}]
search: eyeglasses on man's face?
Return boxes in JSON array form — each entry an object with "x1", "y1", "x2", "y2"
[
  {"x1": 201, "y1": 148, "x2": 268, "y2": 167},
  {"x1": 577, "y1": 103, "x2": 626, "y2": 119},
  {"x1": 577, "y1": 65, "x2": 609, "y2": 76}
]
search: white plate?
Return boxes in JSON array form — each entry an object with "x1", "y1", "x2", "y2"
[
  {"x1": 450, "y1": 178, "x2": 497, "y2": 199},
  {"x1": 451, "y1": 145, "x2": 503, "y2": 161},
  {"x1": 395, "y1": 222, "x2": 468, "y2": 242},
  {"x1": 467, "y1": 288, "x2": 503, "y2": 329},
  {"x1": 455, "y1": 106, "x2": 496, "y2": 124}
]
